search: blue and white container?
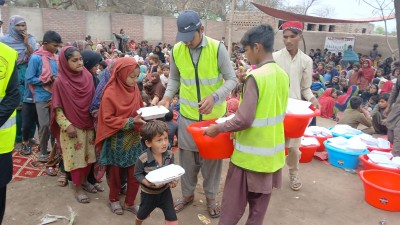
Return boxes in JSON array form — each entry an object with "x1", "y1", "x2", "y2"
[{"x1": 324, "y1": 140, "x2": 369, "y2": 169}]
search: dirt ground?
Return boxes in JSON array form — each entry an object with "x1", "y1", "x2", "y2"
[{"x1": 3, "y1": 118, "x2": 399, "y2": 225}]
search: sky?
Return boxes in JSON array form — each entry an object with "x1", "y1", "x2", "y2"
[{"x1": 287, "y1": 0, "x2": 397, "y2": 32}]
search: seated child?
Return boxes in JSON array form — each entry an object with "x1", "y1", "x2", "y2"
[
  {"x1": 135, "y1": 120, "x2": 178, "y2": 225},
  {"x1": 371, "y1": 93, "x2": 389, "y2": 134},
  {"x1": 170, "y1": 95, "x2": 180, "y2": 112},
  {"x1": 165, "y1": 110, "x2": 178, "y2": 147},
  {"x1": 366, "y1": 95, "x2": 379, "y2": 112},
  {"x1": 331, "y1": 76, "x2": 340, "y2": 90},
  {"x1": 338, "y1": 96, "x2": 374, "y2": 135},
  {"x1": 324, "y1": 65, "x2": 333, "y2": 87},
  {"x1": 160, "y1": 64, "x2": 170, "y2": 88},
  {"x1": 311, "y1": 73, "x2": 326, "y2": 96},
  {"x1": 318, "y1": 88, "x2": 337, "y2": 119}
]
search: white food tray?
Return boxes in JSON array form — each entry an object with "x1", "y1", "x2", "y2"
[
  {"x1": 137, "y1": 106, "x2": 169, "y2": 120},
  {"x1": 145, "y1": 164, "x2": 185, "y2": 186}
]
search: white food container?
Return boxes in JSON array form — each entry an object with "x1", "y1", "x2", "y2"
[
  {"x1": 137, "y1": 106, "x2": 170, "y2": 120},
  {"x1": 145, "y1": 164, "x2": 185, "y2": 186}
]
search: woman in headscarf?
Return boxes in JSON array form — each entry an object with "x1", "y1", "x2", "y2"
[
  {"x1": 361, "y1": 84, "x2": 379, "y2": 104},
  {"x1": 0, "y1": 15, "x2": 38, "y2": 146},
  {"x1": 95, "y1": 57, "x2": 146, "y2": 215},
  {"x1": 360, "y1": 59, "x2": 375, "y2": 91},
  {"x1": 334, "y1": 85, "x2": 359, "y2": 121},
  {"x1": 318, "y1": 88, "x2": 337, "y2": 119},
  {"x1": 50, "y1": 46, "x2": 96, "y2": 203},
  {"x1": 143, "y1": 72, "x2": 166, "y2": 106},
  {"x1": 154, "y1": 45, "x2": 166, "y2": 64}
]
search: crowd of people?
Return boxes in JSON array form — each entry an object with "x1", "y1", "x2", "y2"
[{"x1": 0, "y1": 9, "x2": 400, "y2": 225}]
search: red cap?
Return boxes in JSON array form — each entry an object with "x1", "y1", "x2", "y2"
[{"x1": 282, "y1": 21, "x2": 303, "y2": 32}]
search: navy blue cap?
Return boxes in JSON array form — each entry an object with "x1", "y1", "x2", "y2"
[{"x1": 176, "y1": 10, "x2": 201, "y2": 43}]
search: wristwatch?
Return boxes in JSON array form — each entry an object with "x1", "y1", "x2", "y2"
[{"x1": 212, "y1": 93, "x2": 219, "y2": 103}]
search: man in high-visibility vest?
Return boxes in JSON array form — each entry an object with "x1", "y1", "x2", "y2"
[
  {"x1": 158, "y1": 10, "x2": 236, "y2": 218},
  {"x1": 204, "y1": 24, "x2": 289, "y2": 225},
  {"x1": 0, "y1": 42, "x2": 20, "y2": 224}
]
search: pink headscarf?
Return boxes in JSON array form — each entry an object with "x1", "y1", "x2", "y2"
[{"x1": 50, "y1": 46, "x2": 95, "y2": 139}]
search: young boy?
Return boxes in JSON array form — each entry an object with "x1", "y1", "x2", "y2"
[
  {"x1": 371, "y1": 93, "x2": 389, "y2": 134},
  {"x1": 25, "y1": 30, "x2": 62, "y2": 162},
  {"x1": 165, "y1": 110, "x2": 178, "y2": 148},
  {"x1": 134, "y1": 120, "x2": 178, "y2": 225},
  {"x1": 324, "y1": 65, "x2": 333, "y2": 87},
  {"x1": 311, "y1": 73, "x2": 325, "y2": 96},
  {"x1": 338, "y1": 96, "x2": 374, "y2": 134},
  {"x1": 160, "y1": 64, "x2": 170, "y2": 88}
]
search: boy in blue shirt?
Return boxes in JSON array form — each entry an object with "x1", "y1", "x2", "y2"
[
  {"x1": 25, "y1": 31, "x2": 62, "y2": 162},
  {"x1": 324, "y1": 65, "x2": 333, "y2": 87}
]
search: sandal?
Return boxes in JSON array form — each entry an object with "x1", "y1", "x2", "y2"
[
  {"x1": 109, "y1": 201, "x2": 124, "y2": 215},
  {"x1": 123, "y1": 204, "x2": 139, "y2": 215},
  {"x1": 94, "y1": 183, "x2": 105, "y2": 192},
  {"x1": 289, "y1": 174, "x2": 302, "y2": 191},
  {"x1": 75, "y1": 192, "x2": 90, "y2": 204},
  {"x1": 207, "y1": 202, "x2": 221, "y2": 218},
  {"x1": 46, "y1": 167, "x2": 57, "y2": 176},
  {"x1": 174, "y1": 197, "x2": 194, "y2": 213},
  {"x1": 57, "y1": 173, "x2": 68, "y2": 187},
  {"x1": 82, "y1": 183, "x2": 98, "y2": 193}
]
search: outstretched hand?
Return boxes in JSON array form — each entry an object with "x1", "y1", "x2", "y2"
[{"x1": 203, "y1": 124, "x2": 220, "y2": 138}]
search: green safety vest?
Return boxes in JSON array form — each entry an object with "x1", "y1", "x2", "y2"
[
  {"x1": 0, "y1": 42, "x2": 18, "y2": 154},
  {"x1": 231, "y1": 62, "x2": 290, "y2": 173},
  {"x1": 173, "y1": 36, "x2": 226, "y2": 121}
]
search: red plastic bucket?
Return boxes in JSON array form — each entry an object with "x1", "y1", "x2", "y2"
[
  {"x1": 359, "y1": 155, "x2": 400, "y2": 174},
  {"x1": 284, "y1": 106, "x2": 320, "y2": 138},
  {"x1": 299, "y1": 144, "x2": 319, "y2": 163},
  {"x1": 367, "y1": 146, "x2": 392, "y2": 153},
  {"x1": 304, "y1": 135, "x2": 332, "y2": 152},
  {"x1": 187, "y1": 120, "x2": 234, "y2": 159},
  {"x1": 359, "y1": 170, "x2": 400, "y2": 212}
]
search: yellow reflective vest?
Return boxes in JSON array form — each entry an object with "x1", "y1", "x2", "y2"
[
  {"x1": 173, "y1": 36, "x2": 226, "y2": 121},
  {"x1": 231, "y1": 62, "x2": 289, "y2": 173},
  {"x1": 0, "y1": 42, "x2": 18, "y2": 154}
]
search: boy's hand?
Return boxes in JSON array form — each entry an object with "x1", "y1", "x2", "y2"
[
  {"x1": 169, "y1": 180, "x2": 178, "y2": 188},
  {"x1": 142, "y1": 179, "x2": 157, "y2": 188}
]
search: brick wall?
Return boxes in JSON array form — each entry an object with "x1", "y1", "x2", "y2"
[
  {"x1": 163, "y1": 17, "x2": 177, "y2": 44},
  {"x1": 111, "y1": 13, "x2": 144, "y2": 43},
  {"x1": 42, "y1": 8, "x2": 86, "y2": 42},
  {"x1": 1, "y1": 6, "x2": 10, "y2": 32}
]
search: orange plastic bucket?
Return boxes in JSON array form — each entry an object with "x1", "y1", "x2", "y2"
[
  {"x1": 284, "y1": 106, "x2": 320, "y2": 138},
  {"x1": 367, "y1": 146, "x2": 392, "y2": 153},
  {"x1": 299, "y1": 144, "x2": 319, "y2": 163},
  {"x1": 187, "y1": 120, "x2": 234, "y2": 159},
  {"x1": 359, "y1": 155, "x2": 400, "y2": 174},
  {"x1": 304, "y1": 135, "x2": 332, "y2": 152},
  {"x1": 359, "y1": 170, "x2": 400, "y2": 212}
]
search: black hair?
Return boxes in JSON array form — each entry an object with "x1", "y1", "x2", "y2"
[
  {"x1": 349, "y1": 96, "x2": 363, "y2": 109},
  {"x1": 43, "y1": 30, "x2": 62, "y2": 44},
  {"x1": 338, "y1": 52, "x2": 342, "y2": 56},
  {"x1": 120, "y1": 29, "x2": 124, "y2": 33},
  {"x1": 162, "y1": 64, "x2": 170, "y2": 70},
  {"x1": 369, "y1": 95, "x2": 379, "y2": 103},
  {"x1": 100, "y1": 49, "x2": 105, "y2": 54},
  {"x1": 240, "y1": 24, "x2": 274, "y2": 52},
  {"x1": 64, "y1": 47, "x2": 79, "y2": 60},
  {"x1": 141, "y1": 120, "x2": 169, "y2": 143},
  {"x1": 353, "y1": 63, "x2": 361, "y2": 69},
  {"x1": 99, "y1": 61, "x2": 107, "y2": 69},
  {"x1": 312, "y1": 74, "x2": 320, "y2": 81},
  {"x1": 165, "y1": 109, "x2": 174, "y2": 122},
  {"x1": 378, "y1": 93, "x2": 390, "y2": 102},
  {"x1": 155, "y1": 46, "x2": 162, "y2": 52},
  {"x1": 377, "y1": 54, "x2": 382, "y2": 57}
]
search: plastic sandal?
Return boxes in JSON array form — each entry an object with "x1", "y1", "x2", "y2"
[
  {"x1": 207, "y1": 202, "x2": 221, "y2": 218},
  {"x1": 289, "y1": 174, "x2": 303, "y2": 191},
  {"x1": 46, "y1": 167, "x2": 57, "y2": 176},
  {"x1": 75, "y1": 193, "x2": 90, "y2": 203},
  {"x1": 174, "y1": 197, "x2": 194, "y2": 213},
  {"x1": 109, "y1": 201, "x2": 124, "y2": 215}
]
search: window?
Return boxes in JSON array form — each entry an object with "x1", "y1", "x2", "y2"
[
  {"x1": 318, "y1": 25, "x2": 326, "y2": 31},
  {"x1": 329, "y1": 25, "x2": 335, "y2": 32},
  {"x1": 362, "y1": 28, "x2": 367, "y2": 34}
]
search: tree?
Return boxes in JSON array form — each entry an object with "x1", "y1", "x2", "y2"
[
  {"x1": 359, "y1": 0, "x2": 397, "y2": 56},
  {"x1": 374, "y1": 26, "x2": 386, "y2": 35}
]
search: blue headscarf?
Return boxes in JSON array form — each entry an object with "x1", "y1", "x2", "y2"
[
  {"x1": 0, "y1": 15, "x2": 37, "y2": 64},
  {"x1": 90, "y1": 62, "x2": 114, "y2": 113}
]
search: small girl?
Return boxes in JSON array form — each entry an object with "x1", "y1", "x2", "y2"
[
  {"x1": 96, "y1": 57, "x2": 146, "y2": 215},
  {"x1": 318, "y1": 88, "x2": 337, "y2": 119},
  {"x1": 50, "y1": 46, "x2": 96, "y2": 203}
]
